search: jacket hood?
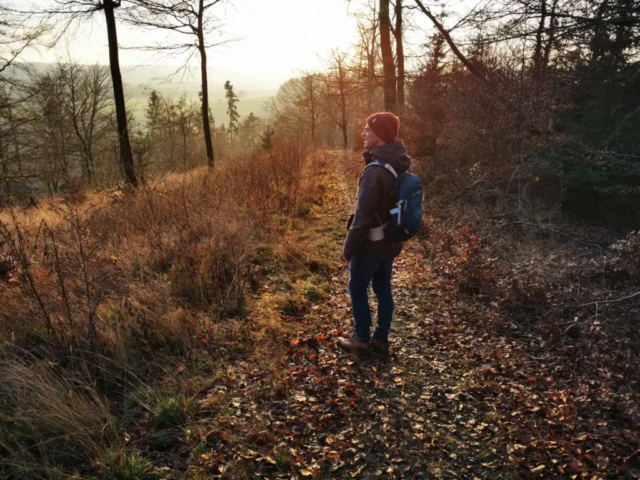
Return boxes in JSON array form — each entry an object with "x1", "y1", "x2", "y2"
[{"x1": 365, "y1": 140, "x2": 411, "y2": 174}]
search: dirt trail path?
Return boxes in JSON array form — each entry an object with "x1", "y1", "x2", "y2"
[
  {"x1": 192, "y1": 151, "x2": 638, "y2": 480},
  {"x1": 237, "y1": 151, "x2": 507, "y2": 479}
]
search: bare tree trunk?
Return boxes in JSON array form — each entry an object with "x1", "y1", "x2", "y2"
[
  {"x1": 310, "y1": 104, "x2": 316, "y2": 141},
  {"x1": 59, "y1": 122, "x2": 69, "y2": 181},
  {"x1": 368, "y1": 2, "x2": 378, "y2": 111},
  {"x1": 82, "y1": 144, "x2": 94, "y2": 182},
  {"x1": 198, "y1": 0, "x2": 215, "y2": 168},
  {"x1": 103, "y1": 0, "x2": 137, "y2": 188},
  {"x1": 543, "y1": 0, "x2": 559, "y2": 68},
  {"x1": 336, "y1": 57, "x2": 350, "y2": 150},
  {"x1": 0, "y1": 135, "x2": 9, "y2": 198},
  {"x1": 182, "y1": 123, "x2": 188, "y2": 170},
  {"x1": 534, "y1": 0, "x2": 547, "y2": 76},
  {"x1": 380, "y1": 0, "x2": 396, "y2": 110},
  {"x1": 590, "y1": 0, "x2": 610, "y2": 63},
  {"x1": 7, "y1": 102, "x2": 23, "y2": 198},
  {"x1": 309, "y1": 77, "x2": 317, "y2": 142},
  {"x1": 395, "y1": 0, "x2": 405, "y2": 107}
]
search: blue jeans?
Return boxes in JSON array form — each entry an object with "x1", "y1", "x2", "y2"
[{"x1": 349, "y1": 251, "x2": 396, "y2": 343}]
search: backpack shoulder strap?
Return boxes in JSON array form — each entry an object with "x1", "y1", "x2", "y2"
[{"x1": 364, "y1": 159, "x2": 398, "y2": 178}]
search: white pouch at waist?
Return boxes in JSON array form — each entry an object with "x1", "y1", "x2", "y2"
[{"x1": 367, "y1": 222, "x2": 388, "y2": 241}]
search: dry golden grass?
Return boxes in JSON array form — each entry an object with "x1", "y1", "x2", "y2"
[
  {"x1": 0, "y1": 357, "x2": 120, "y2": 477},
  {"x1": 0, "y1": 141, "x2": 317, "y2": 348},
  {"x1": 0, "y1": 141, "x2": 329, "y2": 478}
]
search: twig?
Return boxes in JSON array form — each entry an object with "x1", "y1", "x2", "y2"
[
  {"x1": 508, "y1": 221, "x2": 609, "y2": 252},
  {"x1": 578, "y1": 290, "x2": 640, "y2": 308},
  {"x1": 70, "y1": 206, "x2": 96, "y2": 353},
  {"x1": 41, "y1": 220, "x2": 77, "y2": 346},
  {"x1": 563, "y1": 313, "x2": 599, "y2": 335}
]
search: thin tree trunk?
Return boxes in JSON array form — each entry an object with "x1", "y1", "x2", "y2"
[
  {"x1": 0, "y1": 135, "x2": 9, "y2": 198},
  {"x1": 369, "y1": 2, "x2": 378, "y2": 111},
  {"x1": 395, "y1": 0, "x2": 405, "y2": 107},
  {"x1": 534, "y1": 0, "x2": 547, "y2": 76},
  {"x1": 338, "y1": 60, "x2": 349, "y2": 150},
  {"x1": 182, "y1": 124, "x2": 188, "y2": 170},
  {"x1": 83, "y1": 145, "x2": 93, "y2": 182},
  {"x1": 533, "y1": 0, "x2": 548, "y2": 122},
  {"x1": 70, "y1": 120, "x2": 93, "y2": 182},
  {"x1": 59, "y1": 122, "x2": 69, "y2": 180},
  {"x1": 379, "y1": 0, "x2": 396, "y2": 110},
  {"x1": 7, "y1": 102, "x2": 22, "y2": 198},
  {"x1": 309, "y1": 77, "x2": 317, "y2": 142},
  {"x1": 590, "y1": 0, "x2": 610, "y2": 63},
  {"x1": 543, "y1": 0, "x2": 559, "y2": 68},
  {"x1": 103, "y1": 0, "x2": 137, "y2": 188},
  {"x1": 197, "y1": 0, "x2": 215, "y2": 168}
]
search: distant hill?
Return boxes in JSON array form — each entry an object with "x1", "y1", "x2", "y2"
[
  {"x1": 127, "y1": 94, "x2": 272, "y2": 126},
  {"x1": 9, "y1": 62, "x2": 279, "y2": 122}
]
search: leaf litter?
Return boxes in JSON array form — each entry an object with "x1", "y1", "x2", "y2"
[{"x1": 172, "y1": 152, "x2": 640, "y2": 479}]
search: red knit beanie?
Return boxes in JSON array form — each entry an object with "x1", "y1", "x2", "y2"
[{"x1": 366, "y1": 112, "x2": 400, "y2": 144}]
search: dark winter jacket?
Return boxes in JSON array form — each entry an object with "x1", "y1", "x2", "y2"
[{"x1": 343, "y1": 140, "x2": 412, "y2": 261}]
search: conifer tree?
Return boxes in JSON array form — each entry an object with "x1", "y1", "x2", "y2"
[
  {"x1": 224, "y1": 80, "x2": 240, "y2": 142},
  {"x1": 239, "y1": 112, "x2": 261, "y2": 150},
  {"x1": 146, "y1": 90, "x2": 163, "y2": 131},
  {"x1": 261, "y1": 126, "x2": 274, "y2": 151},
  {"x1": 124, "y1": 0, "x2": 224, "y2": 168}
]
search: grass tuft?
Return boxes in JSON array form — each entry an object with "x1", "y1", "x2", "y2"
[
  {"x1": 155, "y1": 394, "x2": 195, "y2": 428},
  {"x1": 102, "y1": 447, "x2": 154, "y2": 480},
  {"x1": 275, "y1": 452, "x2": 293, "y2": 472},
  {"x1": 0, "y1": 359, "x2": 118, "y2": 478}
]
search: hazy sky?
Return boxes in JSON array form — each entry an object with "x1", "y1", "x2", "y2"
[{"x1": 21, "y1": 0, "x2": 362, "y2": 92}]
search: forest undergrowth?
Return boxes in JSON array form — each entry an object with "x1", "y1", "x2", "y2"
[{"x1": 1, "y1": 149, "x2": 639, "y2": 480}]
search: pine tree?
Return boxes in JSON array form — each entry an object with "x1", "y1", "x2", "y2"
[
  {"x1": 261, "y1": 126, "x2": 274, "y2": 151},
  {"x1": 224, "y1": 80, "x2": 240, "y2": 141},
  {"x1": 217, "y1": 123, "x2": 228, "y2": 139},
  {"x1": 239, "y1": 112, "x2": 261, "y2": 150},
  {"x1": 146, "y1": 90, "x2": 163, "y2": 130}
]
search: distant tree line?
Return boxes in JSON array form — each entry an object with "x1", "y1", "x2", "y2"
[
  {"x1": 2, "y1": 0, "x2": 639, "y2": 220},
  {"x1": 0, "y1": 60, "x2": 268, "y2": 202},
  {"x1": 0, "y1": 0, "x2": 282, "y2": 203},
  {"x1": 269, "y1": 47, "x2": 384, "y2": 150},
  {"x1": 0, "y1": 0, "x2": 231, "y2": 197}
]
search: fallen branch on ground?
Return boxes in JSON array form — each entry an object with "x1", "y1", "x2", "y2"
[
  {"x1": 508, "y1": 221, "x2": 609, "y2": 252},
  {"x1": 578, "y1": 290, "x2": 640, "y2": 308}
]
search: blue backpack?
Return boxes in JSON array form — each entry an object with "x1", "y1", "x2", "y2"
[{"x1": 368, "y1": 160, "x2": 423, "y2": 242}]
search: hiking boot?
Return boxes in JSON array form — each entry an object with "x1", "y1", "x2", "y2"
[
  {"x1": 370, "y1": 338, "x2": 390, "y2": 355},
  {"x1": 337, "y1": 334, "x2": 370, "y2": 355}
]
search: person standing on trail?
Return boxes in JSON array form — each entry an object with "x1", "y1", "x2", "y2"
[{"x1": 338, "y1": 112, "x2": 412, "y2": 355}]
